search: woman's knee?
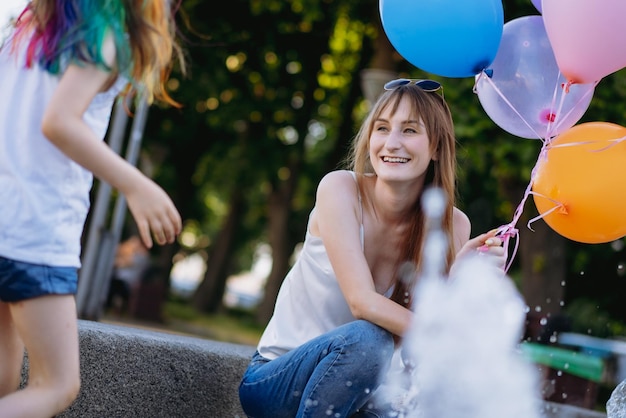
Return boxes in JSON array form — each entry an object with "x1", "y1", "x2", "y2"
[
  {"x1": 342, "y1": 320, "x2": 394, "y2": 376},
  {"x1": 350, "y1": 320, "x2": 394, "y2": 351}
]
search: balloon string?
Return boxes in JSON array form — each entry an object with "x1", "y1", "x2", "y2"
[
  {"x1": 525, "y1": 191, "x2": 566, "y2": 231},
  {"x1": 486, "y1": 138, "x2": 552, "y2": 273},
  {"x1": 547, "y1": 78, "x2": 597, "y2": 138},
  {"x1": 548, "y1": 135, "x2": 626, "y2": 152},
  {"x1": 551, "y1": 80, "x2": 598, "y2": 135},
  {"x1": 543, "y1": 71, "x2": 565, "y2": 139},
  {"x1": 473, "y1": 72, "x2": 596, "y2": 272}
]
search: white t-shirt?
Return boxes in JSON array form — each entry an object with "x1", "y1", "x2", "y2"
[{"x1": 0, "y1": 36, "x2": 126, "y2": 267}]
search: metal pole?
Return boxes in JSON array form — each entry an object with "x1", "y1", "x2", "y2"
[
  {"x1": 76, "y1": 98, "x2": 130, "y2": 317},
  {"x1": 80, "y1": 96, "x2": 150, "y2": 320}
]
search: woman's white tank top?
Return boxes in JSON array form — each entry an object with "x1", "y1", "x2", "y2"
[{"x1": 257, "y1": 172, "x2": 367, "y2": 359}]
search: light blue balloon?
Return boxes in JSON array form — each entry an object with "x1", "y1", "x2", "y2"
[
  {"x1": 379, "y1": 0, "x2": 504, "y2": 78},
  {"x1": 474, "y1": 15, "x2": 595, "y2": 139}
]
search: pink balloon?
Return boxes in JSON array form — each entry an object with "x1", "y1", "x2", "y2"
[
  {"x1": 543, "y1": 0, "x2": 626, "y2": 84},
  {"x1": 531, "y1": 0, "x2": 542, "y2": 13}
]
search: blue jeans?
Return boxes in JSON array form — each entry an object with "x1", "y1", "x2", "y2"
[{"x1": 239, "y1": 320, "x2": 395, "y2": 418}]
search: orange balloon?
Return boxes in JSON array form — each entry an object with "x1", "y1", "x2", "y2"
[{"x1": 532, "y1": 122, "x2": 626, "y2": 243}]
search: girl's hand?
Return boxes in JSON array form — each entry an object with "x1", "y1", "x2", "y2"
[{"x1": 124, "y1": 177, "x2": 182, "y2": 248}]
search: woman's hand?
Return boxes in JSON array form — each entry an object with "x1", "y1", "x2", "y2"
[{"x1": 454, "y1": 229, "x2": 507, "y2": 271}]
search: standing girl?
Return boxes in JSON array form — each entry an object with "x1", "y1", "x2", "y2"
[
  {"x1": 239, "y1": 79, "x2": 506, "y2": 417},
  {"x1": 0, "y1": 1, "x2": 184, "y2": 416}
]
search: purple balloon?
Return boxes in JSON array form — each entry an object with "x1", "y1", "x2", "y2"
[
  {"x1": 475, "y1": 16, "x2": 595, "y2": 139},
  {"x1": 531, "y1": 0, "x2": 542, "y2": 13}
]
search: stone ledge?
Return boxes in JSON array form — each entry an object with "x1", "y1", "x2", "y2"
[
  {"x1": 19, "y1": 320, "x2": 608, "y2": 418},
  {"x1": 22, "y1": 320, "x2": 256, "y2": 417}
]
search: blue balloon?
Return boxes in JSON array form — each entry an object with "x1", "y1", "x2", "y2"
[{"x1": 379, "y1": 0, "x2": 504, "y2": 78}]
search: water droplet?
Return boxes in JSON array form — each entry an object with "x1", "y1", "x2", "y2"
[
  {"x1": 617, "y1": 263, "x2": 625, "y2": 277},
  {"x1": 540, "y1": 318, "x2": 547, "y2": 326},
  {"x1": 611, "y1": 239, "x2": 625, "y2": 252},
  {"x1": 534, "y1": 306, "x2": 542, "y2": 313},
  {"x1": 345, "y1": 381, "x2": 353, "y2": 387},
  {"x1": 557, "y1": 371, "x2": 563, "y2": 376},
  {"x1": 580, "y1": 271, "x2": 585, "y2": 276},
  {"x1": 560, "y1": 281, "x2": 566, "y2": 287}
]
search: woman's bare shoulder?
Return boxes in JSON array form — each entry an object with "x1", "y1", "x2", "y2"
[
  {"x1": 311, "y1": 170, "x2": 360, "y2": 236},
  {"x1": 317, "y1": 169, "x2": 357, "y2": 192}
]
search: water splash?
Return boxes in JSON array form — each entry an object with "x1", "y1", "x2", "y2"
[
  {"x1": 379, "y1": 187, "x2": 543, "y2": 418},
  {"x1": 607, "y1": 380, "x2": 626, "y2": 417}
]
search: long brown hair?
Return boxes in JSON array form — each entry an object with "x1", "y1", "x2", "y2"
[{"x1": 346, "y1": 84, "x2": 457, "y2": 309}]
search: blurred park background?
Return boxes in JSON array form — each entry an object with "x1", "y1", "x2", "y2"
[
  {"x1": 3, "y1": 0, "x2": 626, "y2": 407},
  {"x1": 122, "y1": 0, "x2": 626, "y2": 341}
]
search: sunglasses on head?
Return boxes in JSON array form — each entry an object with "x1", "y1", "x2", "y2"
[{"x1": 383, "y1": 78, "x2": 443, "y2": 97}]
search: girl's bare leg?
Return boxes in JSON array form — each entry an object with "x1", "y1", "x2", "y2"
[
  {"x1": 0, "y1": 301, "x2": 25, "y2": 396},
  {"x1": 0, "y1": 295, "x2": 81, "y2": 418}
]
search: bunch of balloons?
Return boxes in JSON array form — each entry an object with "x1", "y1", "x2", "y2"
[{"x1": 380, "y1": 0, "x2": 626, "y2": 245}]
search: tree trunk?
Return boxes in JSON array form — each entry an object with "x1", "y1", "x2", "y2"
[
  {"x1": 191, "y1": 190, "x2": 244, "y2": 313},
  {"x1": 255, "y1": 187, "x2": 294, "y2": 324}
]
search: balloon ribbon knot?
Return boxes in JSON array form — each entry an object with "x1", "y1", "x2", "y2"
[{"x1": 561, "y1": 81, "x2": 572, "y2": 94}]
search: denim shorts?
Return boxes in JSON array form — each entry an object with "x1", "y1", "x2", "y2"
[{"x1": 0, "y1": 256, "x2": 78, "y2": 302}]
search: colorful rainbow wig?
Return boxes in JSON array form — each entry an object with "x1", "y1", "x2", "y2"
[{"x1": 11, "y1": 0, "x2": 183, "y2": 106}]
